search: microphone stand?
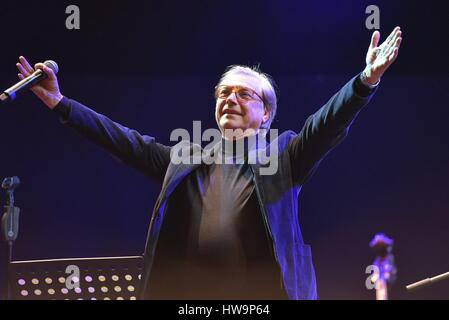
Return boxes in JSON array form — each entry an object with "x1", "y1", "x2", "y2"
[
  {"x1": 406, "y1": 271, "x2": 449, "y2": 292},
  {"x1": 1, "y1": 181, "x2": 20, "y2": 300}
]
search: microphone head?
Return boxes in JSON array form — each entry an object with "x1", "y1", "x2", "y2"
[
  {"x1": 1, "y1": 176, "x2": 20, "y2": 190},
  {"x1": 44, "y1": 60, "x2": 59, "y2": 75}
]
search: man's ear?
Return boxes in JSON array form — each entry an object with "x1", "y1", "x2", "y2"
[{"x1": 263, "y1": 106, "x2": 270, "y2": 123}]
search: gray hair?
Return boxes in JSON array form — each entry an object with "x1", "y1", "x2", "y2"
[{"x1": 216, "y1": 65, "x2": 278, "y2": 130}]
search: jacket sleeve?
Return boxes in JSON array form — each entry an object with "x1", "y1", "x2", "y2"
[
  {"x1": 53, "y1": 96, "x2": 172, "y2": 183},
  {"x1": 287, "y1": 74, "x2": 378, "y2": 185}
]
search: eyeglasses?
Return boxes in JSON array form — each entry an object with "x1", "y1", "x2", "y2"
[{"x1": 215, "y1": 85, "x2": 264, "y2": 103}]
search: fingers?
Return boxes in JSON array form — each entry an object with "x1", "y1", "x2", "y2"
[
  {"x1": 34, "y1": 62, "x2": 45, "y2": 70},
  {"x1": 44, "y1": 65, "x2": 57, "y2": 80},
  {"x1": 16, "y1": 62, "x2": 30, "y2": 77},
  {"x1": 18, "y1": 73, "x2": 25, "y2": 80},
  {"x1": 388, "y1": 48, "x2": 399, "y2": 62},
  {"x1": 382, "y1": 27, "x2": 401, "y2": 50},
  {"x1": 385, "y1": 26, "x2": 401, "y2": 45},
  {"x1": 19, "y1": 56, "x2": 34, "y2": 73},
  {"x1": 395, "y1": 36, "x2": 402, "y2": 49},
  {"x1": 384, "y1": 29, "x2": 402, "y2": 58},
  {"x1": 377, "y1": 27, "x2": 402, "y2": 60},
  {"x1": 388, "y1": 28, "x2": 401, "y2": 48},
  {"x1": 16, "y1": 56, "x2": 35, "y2": 78},
  {"x1": 387, "y1": 37, "x2": 402, "y2": 62},
  {"x1": 35, "y1": 62, "x2": 57, "y2": 80},
  {"x1": 370, "y1": 30, "x2": 380, "y2": 49}
]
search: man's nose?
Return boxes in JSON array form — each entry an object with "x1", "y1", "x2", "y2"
[{"x1": 225, "y1": 91, "x2": 238, "y2": 105}]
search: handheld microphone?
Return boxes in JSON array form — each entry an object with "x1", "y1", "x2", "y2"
[{"x1": 0, "y1": 60, "x2": 58, "y2": 103}]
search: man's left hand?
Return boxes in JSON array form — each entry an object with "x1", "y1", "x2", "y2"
[{"x1": 363, "y1": 26, "x2": 402, "y2": 85}]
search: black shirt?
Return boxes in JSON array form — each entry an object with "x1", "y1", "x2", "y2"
[{"x1": 147, "y1": 138, "x2": 286, "y2": 299}]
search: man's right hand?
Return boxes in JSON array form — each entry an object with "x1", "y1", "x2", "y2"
[{"x1": 16, "y1": 56, "x2": 63, "y2": 109}]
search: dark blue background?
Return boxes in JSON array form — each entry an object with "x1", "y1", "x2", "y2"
[{"x1": 0, "y1": 0, "x2": 448, "y2": 299}]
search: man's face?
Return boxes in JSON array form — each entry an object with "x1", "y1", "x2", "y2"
[{"x1": 215, "y1": 73, "x2": 270, "y2": 139}]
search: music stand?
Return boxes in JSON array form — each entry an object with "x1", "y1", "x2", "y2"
[{"x1": 8, "y1": 255, "x2": 144, "y2": 300}]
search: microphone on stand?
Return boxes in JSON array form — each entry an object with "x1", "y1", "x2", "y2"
[
  {"x1": 1, "y1": 176, "x2": 22, "y2": 300},
  {"x1": 1, "y1": 176, "x2": 21, "y2": 242},
  {"x1": 1, "y1": 176, "x2": 20, "y2": 191}
]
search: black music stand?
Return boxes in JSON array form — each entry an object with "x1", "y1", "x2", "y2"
[{"x1": 8, "y1": 255, "x2": 144, "y2": 300}]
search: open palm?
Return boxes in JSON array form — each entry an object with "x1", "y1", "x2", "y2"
[{"x1": 364, "y1": 26, "x2": 402, "y2": 84}]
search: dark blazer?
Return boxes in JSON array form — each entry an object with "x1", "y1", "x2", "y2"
[{"x1": 55, "y1": 74, "x2": 377, "y2": 299}]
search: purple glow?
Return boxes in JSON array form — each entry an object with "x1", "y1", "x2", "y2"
[{"x1": 370, "y1": 233, "x2": 394, "y2": 247}]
